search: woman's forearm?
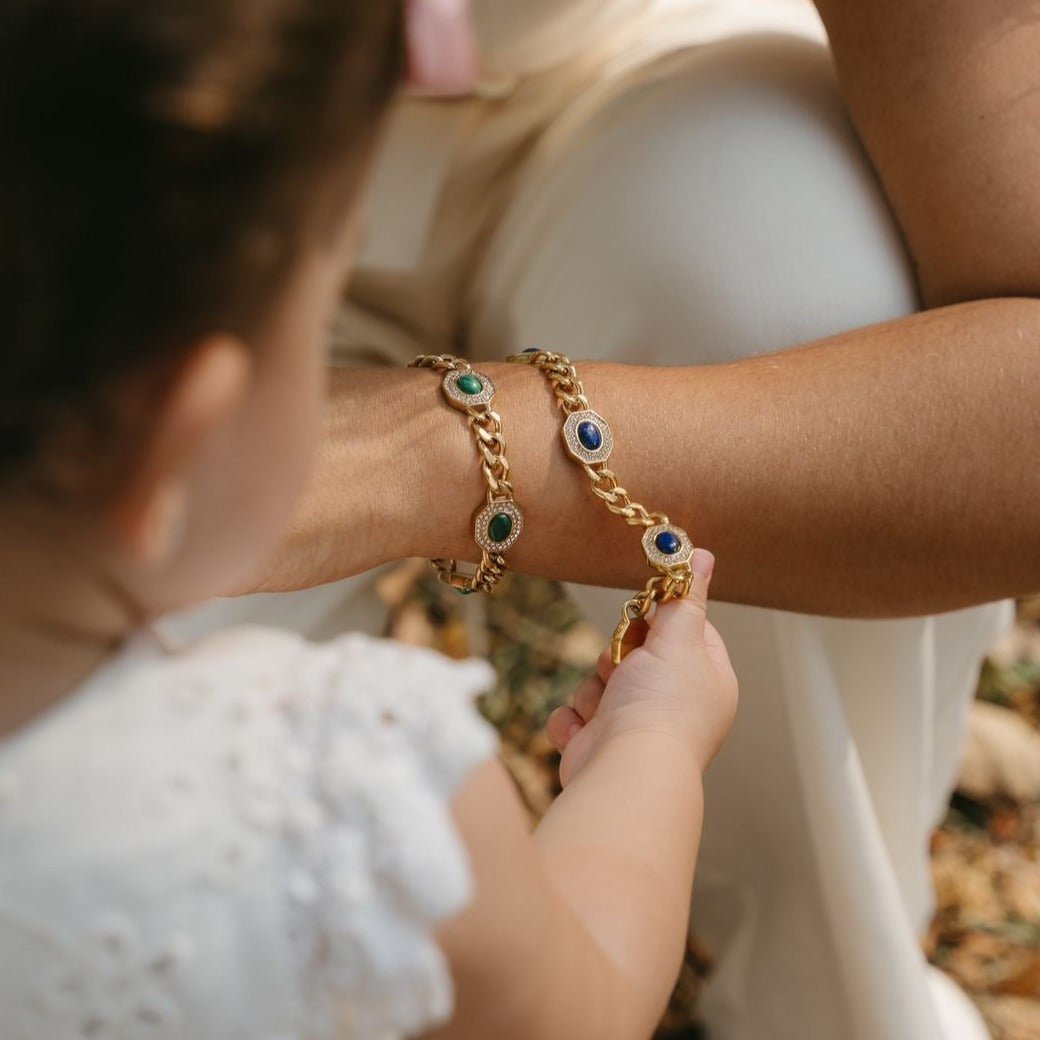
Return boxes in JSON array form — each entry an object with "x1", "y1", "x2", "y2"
[
  {"x1": 263, "y1": 296, "x2": 1039, "y2": 616},
  {"x1": 448, "y1": 297, "x2": 1038, "y2": 616}
]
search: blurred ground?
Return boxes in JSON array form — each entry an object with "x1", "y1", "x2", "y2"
[{"x1": 378, "y1": 563, "x2": 1040, "y2": 1039}]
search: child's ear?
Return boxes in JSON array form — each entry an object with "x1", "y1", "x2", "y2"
[{"x1": 108, "y1": 336, "x2": 253, "y2": 565}]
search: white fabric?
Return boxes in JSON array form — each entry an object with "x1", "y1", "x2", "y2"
[
  {"x1": 0, "y1": 628, "x2": 497, "y2": 1040},
  {"x1": 368, "y1": 0, "x2": 826, "y2": 275},
  {"x1": 465, "y1": 15, "x2": 1009, "y2": 1039},
  {"x1": 472, "y1": 0, "x2": 650, "y2": 76},
  {"x1": 470, "y1": 0, "x2": 820, "y2": 76}
]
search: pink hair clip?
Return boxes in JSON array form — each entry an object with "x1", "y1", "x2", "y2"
[{"x1": 405, "y1": 0, "x2": 480, "y2": 95}]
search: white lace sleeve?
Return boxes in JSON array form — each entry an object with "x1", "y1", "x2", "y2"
[
  {"x1": 278, "y1": 634, "x2": 498, "y2": 1040},
  {"x1": 0, "y1": 629, "x2": 496, "y2": 1040}
]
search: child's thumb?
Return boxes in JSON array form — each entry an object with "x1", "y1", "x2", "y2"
[{"x1": 645, "y1": 549, "x2": 714, "y2": 652}]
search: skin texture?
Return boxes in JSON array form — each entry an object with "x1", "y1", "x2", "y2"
[
  {"x1": 430, "y1": 566, "x2": 737, "y2": 1040},
  {"x1": 813, "y1": 0, "x2": 1040, "y2": 307},
  {"x1": 266, "y1": 304, "x2": 1039, "y2": 617},
  {"x1": 255, "y1": 0, "x2": 1040, "y2": 616},
  {"x1": 3, "y1": 1, "x2": 1038, "y2": 1037}
]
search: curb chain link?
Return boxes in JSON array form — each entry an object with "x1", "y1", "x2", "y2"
[
  {"x1": 411, "y1": 354, "x2": 514, "y2": 594},
  {"x1": 509, "y1": 349, "x2": 694, "y2": 661}
]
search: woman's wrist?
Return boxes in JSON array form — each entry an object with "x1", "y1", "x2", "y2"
[
  {"x1": 248, "y1": 356, "x2": 665, "y2": 596},
  {"x1": 326, "y1": 364, "x2": 484, "y2": 577},
  {"x1": 390, "y1": 357, "x2": 666, "y2": 589},
  {"x1": 386, "y1": 365, "x2": 484, "y2": 564},
  {"x1": 238, "y1": 366, "x2": 471, "y2": 594}
]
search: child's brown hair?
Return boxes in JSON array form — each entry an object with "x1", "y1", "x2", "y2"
[{"x1": 0, "y1": 0, "x2": 404, "y2": 482}]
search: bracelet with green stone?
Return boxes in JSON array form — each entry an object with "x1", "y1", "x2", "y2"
[{"x1": 409, "y1": 354, "x2": 523, "y2": 595}]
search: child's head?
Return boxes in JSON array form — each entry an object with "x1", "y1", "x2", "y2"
[{"x1": 0, "y1": 0, "x2": 404, "y2": 613}]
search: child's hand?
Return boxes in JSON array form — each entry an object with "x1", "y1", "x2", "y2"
[{"x1": 546, "y1": 549, "x2": 736, "y2": 786}]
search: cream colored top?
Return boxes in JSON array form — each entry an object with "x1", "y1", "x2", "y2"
[
  {"x1": 472, "y1": 0, "x2": 651, "y2": 75},
  {"x1": 469, "y1": 0, "x2": 822, "y2": 77}
]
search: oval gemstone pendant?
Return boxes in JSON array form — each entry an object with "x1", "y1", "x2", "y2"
[
  {"x1": 506, "y1": 348, "x2": 543, "y2": 362},
  {"x1": 562, "y1": 409, "x2": 613, "y2": 465},
  {"x1": 642, "y1": 523, "x2": 694, "y2": 569},
  {"x1": 442, "y1": 368, "x2": 496, "y2": 410},
  {"x1": 654, "y1": 529, "x2": 682, "y2": 556},
  {"x1": 474, "y1": 500, "x2": 523, "y2": 553},
  {"x1": 488, "y1": 511, "x2": 513, "y2": 543},
  {"x1": 577, "y1": 420, "x2": 603, "y2": 451}
]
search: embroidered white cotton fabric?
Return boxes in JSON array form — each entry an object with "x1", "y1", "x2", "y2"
[{"x1": 0, "y1": 628, "x2": 497, "y2": 1040}]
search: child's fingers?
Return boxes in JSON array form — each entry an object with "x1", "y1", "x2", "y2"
[
  {"x1": 546, "y1": 705, "x2": 584, "y2": 752},
  {"x1": 596, "y1": 648, "x2": 615, "y2": 685},
  {"x1": 645, "y1": 548, "x2": 714, "y2": 652},
  {"x1": 573, "y1": 675, "x2": 605, "y2": 723}
]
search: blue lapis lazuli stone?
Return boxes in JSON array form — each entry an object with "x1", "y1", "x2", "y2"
[
  {"x1": 655, "y1": 530, "x2": 681, "y2": 555},
  {"x1": 577, "y1": 420, "x2": 603, "y2": 451},
  {"x1": 522, "y1": 347, "x2": 539, "y2": 354}
]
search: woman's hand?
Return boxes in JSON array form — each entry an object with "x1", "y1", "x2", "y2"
[{"x1": 546, "y1": 549, "x2": 737, "y2": 785}]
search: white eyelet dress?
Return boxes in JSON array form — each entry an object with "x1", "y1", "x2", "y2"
[{"x1": 0, "y1": 628, "x2": 497, "y2": 1040}]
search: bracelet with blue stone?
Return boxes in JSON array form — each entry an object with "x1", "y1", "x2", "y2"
[{"x1": 507, "y1": 348, "x2": 694, "y2": 662}]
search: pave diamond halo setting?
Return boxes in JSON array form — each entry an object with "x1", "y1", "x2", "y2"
[{"x1": 562, "y1": 410, "x2": 613, "y2": 465}]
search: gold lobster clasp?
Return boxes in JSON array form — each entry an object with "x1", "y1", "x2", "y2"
[
  {"x1": 610, "y1": 570, "x2": 693, "y2": 664},
  {"x1": 611, "y1": 595, "x2": 653, "y2": 665}
]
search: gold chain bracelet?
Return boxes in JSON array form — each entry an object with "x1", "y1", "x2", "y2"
[
  {"x1": 507, "y1": 349, "x2": 693, "y2": 663},
  {"x1": 409, "y1": 354, "x2": 523, "y2": 595}
]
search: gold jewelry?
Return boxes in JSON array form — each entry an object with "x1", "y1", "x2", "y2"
[
  {"x1": 507, "y1": 349, "x2": 693, "y2": 663},
  {"x1": 409, "y1": 354, "x2": 523, "y2": 594}
]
